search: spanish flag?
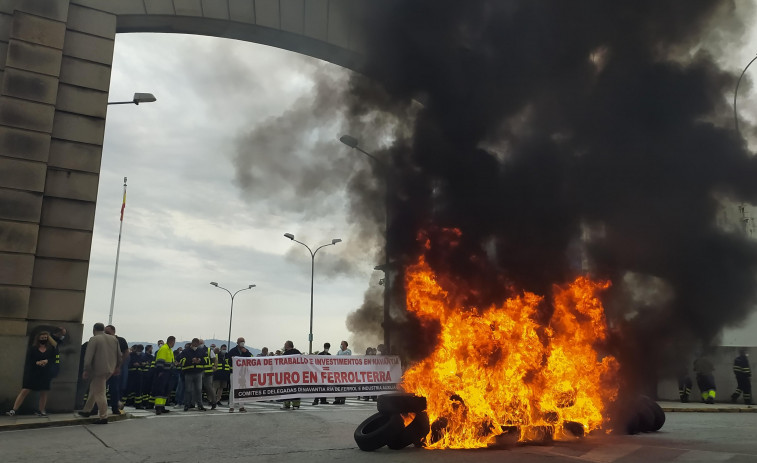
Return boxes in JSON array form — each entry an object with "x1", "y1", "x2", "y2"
[{"x1": 120, "y1": 177, "x2": 127, "y2": 221}]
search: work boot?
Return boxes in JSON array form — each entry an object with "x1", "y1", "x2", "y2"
[
  {"x1": 731, "y1": 393, "x2": 740, "y2": 403},
  {"x1": 706, "y1": 397, "x2": 715, "y2": 404},
  {"x1": 155, "y1": 407, "x2": 163, "y2": 415}
]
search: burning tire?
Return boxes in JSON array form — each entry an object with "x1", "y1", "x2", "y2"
[
  {"x1": 354, "y1": 412, "x2": 405, "y2": 451},
  {"x1": 377, "y1": 393, "x2": 427, "y2": 415},
  {"x1": 638, "y1": 396, "x2": 665, "y2": 432},
  {"x1": 387, "y1": 412, "x2": 431, "y2": 450},
  {"x1": 636, "y1": 404, "x2": 656, "y2": 433},
  {"x1": 625, "y1": 395, "x2": 666, "y2": 434}
]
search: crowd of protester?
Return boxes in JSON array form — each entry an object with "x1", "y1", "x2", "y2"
[{"x1": 49, "y1": 328, "x2": 389, "y2": 419}]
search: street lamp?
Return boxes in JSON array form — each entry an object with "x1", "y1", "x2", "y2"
[
  {"x1": 284, "y1": 233, "x2": 342, "y2": 354},
  {"x1": 340, "y1": 134, "x2": 393, "y2": 352},
  {"x1": 107, "y1": 92, "x2": 157, "y2": 105},
  {"x1": 210, "y1": 282, "x2": 256, "y2": 350}
]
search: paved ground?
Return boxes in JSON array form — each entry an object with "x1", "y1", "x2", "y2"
[{"x1": 1, "y1": 399, "x2": 755, "y2": 462}]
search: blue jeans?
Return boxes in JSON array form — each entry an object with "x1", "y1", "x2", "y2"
[{"x1": 176, "y1": 374, "x2": 185, "y2": 405}]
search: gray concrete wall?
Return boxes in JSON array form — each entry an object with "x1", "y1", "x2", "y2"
[
  {"x1": 657, "y1": 346, "x2": 754, "y2": 403},
  {"x1": 0, "y1": 0, "x2": 366, "y2": 412}
]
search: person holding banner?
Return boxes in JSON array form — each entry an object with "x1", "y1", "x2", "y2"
[
  {"x1": 333, "y1": 341, "x2": 352, "y2": 405},
  {"x1": 281, "y1": 341, "x2": 302, "y2": 410},
  {"x1": 228, "y1": 337, "x2": 252, "y2": 413},
  {"x1": 312, "y1": 342, "x2": 331, "y2": 405}
]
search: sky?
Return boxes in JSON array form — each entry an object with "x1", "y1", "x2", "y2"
[
  {"x1": 83, "y1": 33, "x2": 382, "y2": 353},
  {"x1": 83, "y1": 10, "x2": 757, "y2": 352}
]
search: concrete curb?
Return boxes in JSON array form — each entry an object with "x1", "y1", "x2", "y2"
[
  {"x1": 0, "y1": 412, "x2": 131, "y2": 432},
  {"x1": 661, "y1": 407, "x2": 757, "y2": 413}
]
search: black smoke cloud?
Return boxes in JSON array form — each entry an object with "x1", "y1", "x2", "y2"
[{"x1": 339, "y1": 0, "x2": 757, "y2": 387}]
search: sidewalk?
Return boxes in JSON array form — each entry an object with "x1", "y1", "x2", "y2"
[
  {"x1": 0, "y1": 411, "x2": 130, "y2": 432},
  {"x1": 658, "y1": 400, "x2": 756, "y2": 413}
]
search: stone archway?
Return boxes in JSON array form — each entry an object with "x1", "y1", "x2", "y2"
[{"x1": 0, "y1": 0, "x2": 367, "y2": 411}]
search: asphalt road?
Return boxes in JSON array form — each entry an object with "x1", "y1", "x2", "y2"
[{"x1": 1, "y1": 400, "x2": 756, "y2": 463}]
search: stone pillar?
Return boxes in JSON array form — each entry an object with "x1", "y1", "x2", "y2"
[{"x1": 0, "y1": 0, "x2": 115, "y2": 412}]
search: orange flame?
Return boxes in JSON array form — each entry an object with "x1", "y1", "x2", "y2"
[{"x1": 401, "y1": 254, "x2": 619, "y2": 448}]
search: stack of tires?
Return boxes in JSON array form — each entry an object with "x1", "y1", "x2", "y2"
[
  {"x1": 626, "y1": 395, "x2": 665, "y2": 434},
  {"x1": 354, "y1": 393, "x2": 431, "y2": 451}
]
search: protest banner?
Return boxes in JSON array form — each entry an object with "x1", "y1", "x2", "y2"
[{"x1": 230, "y1": 355, "x2": 402, "y2": 403}]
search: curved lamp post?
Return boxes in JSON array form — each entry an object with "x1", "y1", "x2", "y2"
[
  {"x1": 108, "y1": 92, "x2": 157, "y2": 105},
  {"x1": 340, "y1": 134, "x2": 393, "y2": 352},
  {"x1": 283, "y1": 233, "x2": 342, "y2": 354},
  {"x1": 210, "y1": 282, "x2": 256, "y2": 350},
  {"x1": 734, "y1": 54, "x2": 757, "y2": 138}
]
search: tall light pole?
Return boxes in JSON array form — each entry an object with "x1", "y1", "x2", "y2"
[
  {"x1": 340, "y1": 134, "x2": 393, "y2": 352},
  {"x1": 283, "y1": 233, "x2": 342, "y2": 354},
  {"x1": 106, "y1": 92, "x2": 156, "y2": 324},
  {"x1": 107, "y1": 92, "x2": 157, "y2": 105},
  {"x1": 210, "y1": 282, "x2": 256, "y2": 350}
]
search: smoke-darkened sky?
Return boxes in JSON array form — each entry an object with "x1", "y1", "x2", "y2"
[{"x1": 335, "y1": 0, "x2": 757, "y2": 362}]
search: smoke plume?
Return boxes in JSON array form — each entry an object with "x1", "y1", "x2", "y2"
[{"x1": 338, "y1": 0, "x2": 757, "y2": 388}]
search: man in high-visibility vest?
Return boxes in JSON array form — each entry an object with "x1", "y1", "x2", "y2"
[{"x1": 151, "y1": 336, "x2": 176, "y2": 415}]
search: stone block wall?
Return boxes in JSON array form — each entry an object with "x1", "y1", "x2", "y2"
[{"x1": 0, "y1": 0, "x2": 114, "y2": 412}]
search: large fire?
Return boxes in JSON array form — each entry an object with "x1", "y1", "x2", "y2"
[{"x1": 400, "y1": 238, "x2": 620, "y2": 448}]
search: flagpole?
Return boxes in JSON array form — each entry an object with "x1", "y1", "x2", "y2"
[{"x1": 108, "y1": 177, "x2": 127, "y2": 325}]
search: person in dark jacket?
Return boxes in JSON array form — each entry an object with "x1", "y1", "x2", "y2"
[
  {"x1": 5, "y1": 331, "x2": 57, "y2": 416},
  {"x1": 126, "y1": 344, "x2": 144, "y2": 407},
  {"x1": 312, "y1": 342, "x2": 331, "y2": 405},
  {"x1": 181, "y1": 338, "x2": 207, "y2": 411},
  {"x1": 213, "y1": 346, "x2": 230, "y2": 406},
  {"x1": 282, "y1": 340, "x2": 302, "y2": 410},
  {"x1": 105, "y1": 325, "x2": 129, "y2": 415},
  {"x1": 693, "y1": 353, "x2": 716, "y2": 404},
  {"x1": 731, "y1": 348, "x2": 752, "y2": 405},
  {"x1": 141, "y1": 344, "x2": 155, "y2": 408}
]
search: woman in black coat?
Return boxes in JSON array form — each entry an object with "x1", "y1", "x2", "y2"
[{"x1": 5, "y1": 331, "x2": 57, "y2": 416}]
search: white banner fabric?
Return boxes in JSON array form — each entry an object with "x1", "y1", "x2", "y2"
[{"x1": 230, "y1": 355, "x2": 402, "y2": 403}]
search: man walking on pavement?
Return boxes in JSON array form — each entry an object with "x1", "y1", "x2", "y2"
[
  {"x1": 333, "y1": 341, "x2": 352, "y2": 405},
  {"x1": 731, "y1": 348, "x2": 752, "y2": 405},
  {"x1": 78, "y1": 323, "x2": 122, "y2": 424},
  {"x1": 228, "y1": 337, "x2": 252, "y2": 412},
  {"x1": 105, "y1": 325, "x2": 129, "y2": 415},
  {"x1": 693, "y1": 352, "x2": 717, "y2": 404}
]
